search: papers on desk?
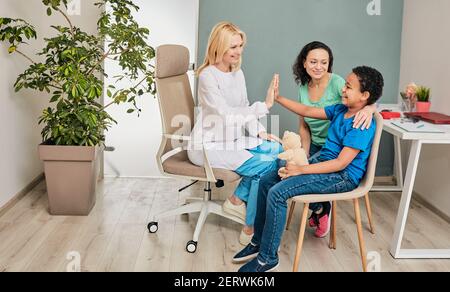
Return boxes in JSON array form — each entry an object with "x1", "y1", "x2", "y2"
[{"x1": 391, "y1": 120, "x2": 445, "y2": 133}]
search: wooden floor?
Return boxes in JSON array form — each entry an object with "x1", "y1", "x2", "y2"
[{"x1": 0, "y1": 177, "x2": 449, "y2": 272}]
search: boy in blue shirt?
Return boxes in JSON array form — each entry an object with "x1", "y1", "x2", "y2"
[{"x1": 234, "y1": 66, "x2": 384, "y2": 272}]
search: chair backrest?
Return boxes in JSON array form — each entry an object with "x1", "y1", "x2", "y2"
[
  {"x1": 155, "y1": 44, "x2": 194, "y2": 157},
  {"x1": 155, "y1": 44, "x2": 194, "y2": 136},
  {"x1": 358, "y1": 111, "x2": 384, "y2": 191}
]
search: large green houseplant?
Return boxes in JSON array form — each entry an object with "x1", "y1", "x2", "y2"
[{"x1": 0, "y1": 0, "x2": 156, "y2": 215}]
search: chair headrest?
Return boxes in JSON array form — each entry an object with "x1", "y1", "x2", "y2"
[{"x1": 156, "y1": 45, "x2": 190, "y2": 79}]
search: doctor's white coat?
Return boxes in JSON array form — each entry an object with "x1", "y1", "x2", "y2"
[{"x1": 187, "y1": 65, "x2": 268, "y2": 170}]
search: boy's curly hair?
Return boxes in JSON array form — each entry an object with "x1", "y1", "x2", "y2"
[{"x1": 352, "y1": 66, "x2": 384, "y2": 105}]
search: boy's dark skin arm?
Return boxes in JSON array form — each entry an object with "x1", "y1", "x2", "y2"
[
  {"x1": 279, "y1": 147, "x2": 361, "y2": 179},
  {"x1": 276, "y1": 95, "x2": 328, "y2": 120},
  {"x1": 273, "y1": 75, "x2": 327, "y2": 120},
  {"x1": 273, "y1": 74, "x2": 365, "y2": 178},
  {"x1": 274, "y1": 83, "x2": 357, "y2": 178},
  {"x1": 276, "y1": 94, "x2": 362, "y2": 178},
  {"x1": 273, "y1": 74, "x2": 376, "y2": 129}
]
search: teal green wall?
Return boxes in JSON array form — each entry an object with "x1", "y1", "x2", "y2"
[{"x1": 198, "y1": 0, "x2": 404, "y2": 175}]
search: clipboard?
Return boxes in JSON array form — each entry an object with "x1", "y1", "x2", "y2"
[{"x1": 391, "y1": 120, "x2": 445, "y2": 133}]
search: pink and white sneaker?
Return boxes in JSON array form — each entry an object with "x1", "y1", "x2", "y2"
[
  {"x1": 309, "y1": 212, "x2": 319, "y2": 228},
  {"x1": 314, "y1": 203, "x2": 332, "y2": 238}
]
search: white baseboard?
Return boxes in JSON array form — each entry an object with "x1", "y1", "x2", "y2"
[
  {"x1": 0, "y1": 173, "x2": 45, "y2": 217},
  {"x1": 373, "y1": 176, "x2": 450, "y2": 223},
  {"x1": 413, "y1": 191, "x2": 450, "y2": 224},
  {"x1": 374, "y1": 176, "x2": 396, "y2": 184}
]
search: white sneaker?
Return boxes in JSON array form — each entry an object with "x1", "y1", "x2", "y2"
[
  {"x1": 222, "y1": 198, "x2": 246, "y2": 221},
  {"x1": 239, "y1": 229, "x2": 254, "y2": 246}
]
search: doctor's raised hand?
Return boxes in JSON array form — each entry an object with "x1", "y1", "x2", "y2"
[
  {"x1": 265, "y1": 74, "x2": 279, "y2": 109},
  {"x1": 259, "y1": 74, "x2": 282, "y2": 144},
  {"x1": 266, "y1": 74, "x2": 278, "y2": 109},
  {"x1": 273, "y1": 73, "x2": 280, "y2": 101}
]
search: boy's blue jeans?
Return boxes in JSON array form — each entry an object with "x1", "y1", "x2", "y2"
[
  {"x1": 308, "y1": 143, "x2": 322, "y2": 212},
  {"x1": 252, "y1": 158, "x2": 358, "y2": 265}
]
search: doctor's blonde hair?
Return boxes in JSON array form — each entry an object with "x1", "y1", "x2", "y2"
[{"x1": 197, "y1": 22, "x2": 247, "y2": 76}]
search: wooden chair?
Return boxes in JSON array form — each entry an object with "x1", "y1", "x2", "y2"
[
  {"x1": 287, "y1": 112, "x2": 383, "y2": 272},
  {"x1": 287, "y1": 194, "x2": 375, "y2": 235}
]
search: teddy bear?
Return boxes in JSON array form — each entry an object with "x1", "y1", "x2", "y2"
[{"x1": 278, "y1": 131, "x2": 309, "y2": 167}]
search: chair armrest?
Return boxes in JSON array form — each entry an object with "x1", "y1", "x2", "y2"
[
  {"x1": 202, "y1": 145, "x2": 217, "y2": 182},
  {"x1": 158, "y1": 134, "x2": 217, "y2": 182},
  {"x1": 164, "y1": 134, "x2": 191, "y2": 141}
]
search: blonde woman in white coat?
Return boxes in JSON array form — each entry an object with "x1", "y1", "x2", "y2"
[{"x1": 188, "y1": 22, "x2": 282, "y2": 245}]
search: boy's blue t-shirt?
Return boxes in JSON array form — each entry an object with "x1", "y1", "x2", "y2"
[{"x1": 319, "y1": 104, "x2": 376, "y2": 184}]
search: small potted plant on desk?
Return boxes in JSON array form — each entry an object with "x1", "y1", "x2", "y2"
[
  {"x1": 415, "y1": 86, "x2": 431, "y2": 112},
  {"x1": 0, "y1": 0, "x2": 156, "y2": 215}
]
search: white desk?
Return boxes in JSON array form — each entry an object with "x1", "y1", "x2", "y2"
[{"x1": 378, "y1": 114, "x2": 450, "y2": 259}]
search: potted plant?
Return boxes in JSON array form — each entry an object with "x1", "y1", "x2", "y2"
[
  {"x1": 415, "y1": 86, "x2": 431, "y2": 112},
  {"x1": 0, "y1": 0, "x2": 156, "y2": 215}
]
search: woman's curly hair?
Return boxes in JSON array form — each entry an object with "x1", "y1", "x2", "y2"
[{"x1": 293, "y1": 41, "x2": 334, "y2": 86}]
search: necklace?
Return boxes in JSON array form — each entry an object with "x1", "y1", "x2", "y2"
[{"x1": 309, "y1": 81, "x2": 321, "y2": 89}]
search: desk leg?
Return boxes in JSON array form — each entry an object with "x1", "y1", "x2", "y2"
[
  {"x1": 390, "y1": 140, "x2": 422, "y2": 258},
  {"x1": 393, "y1": 136, "x2": 404, "y2": 189}
]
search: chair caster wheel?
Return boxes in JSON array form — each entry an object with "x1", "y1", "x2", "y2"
[
  {"x1": 148, "y1": 222, "x2": 158, "y2": 233},
  {"x1": 186, "y1": 240, "x2": 198, "y2": 253}
]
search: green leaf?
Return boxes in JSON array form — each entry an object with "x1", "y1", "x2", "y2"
[
  {"x1": 8, "y1": 46, "x2": 16, "y2": 54},
  {"x1": 127, "y1": 109, "x2": 135, "y2": 114},
  {"x1": 50, "y1": 95, "x2": 60, "y2": 102},
  {"x1": 14, "y1": 83, "x2": 24, "y2": 92},
  {"x1": 88, "y1": 88, "x2": 95, "y2": 99},
  {"x1": 71, "y1": 86, "x2": 78, "y2": 97},
  {"x1": 47, "y1": 8, "x2": 52, "y2": 16},
  {"x1": 57, "y1": 100, "x2": 64, "y2": 111}
]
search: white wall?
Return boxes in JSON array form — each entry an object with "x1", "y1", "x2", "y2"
[
  {"x1": 399, "y1": 0, "x2": 450, "y2": 216},
  {"x1": 0, "y1": 0, "x2": 100, "y2": 209},
  {"x1": 104, "y1": 0, "x2": 199, "y2": 177}
]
